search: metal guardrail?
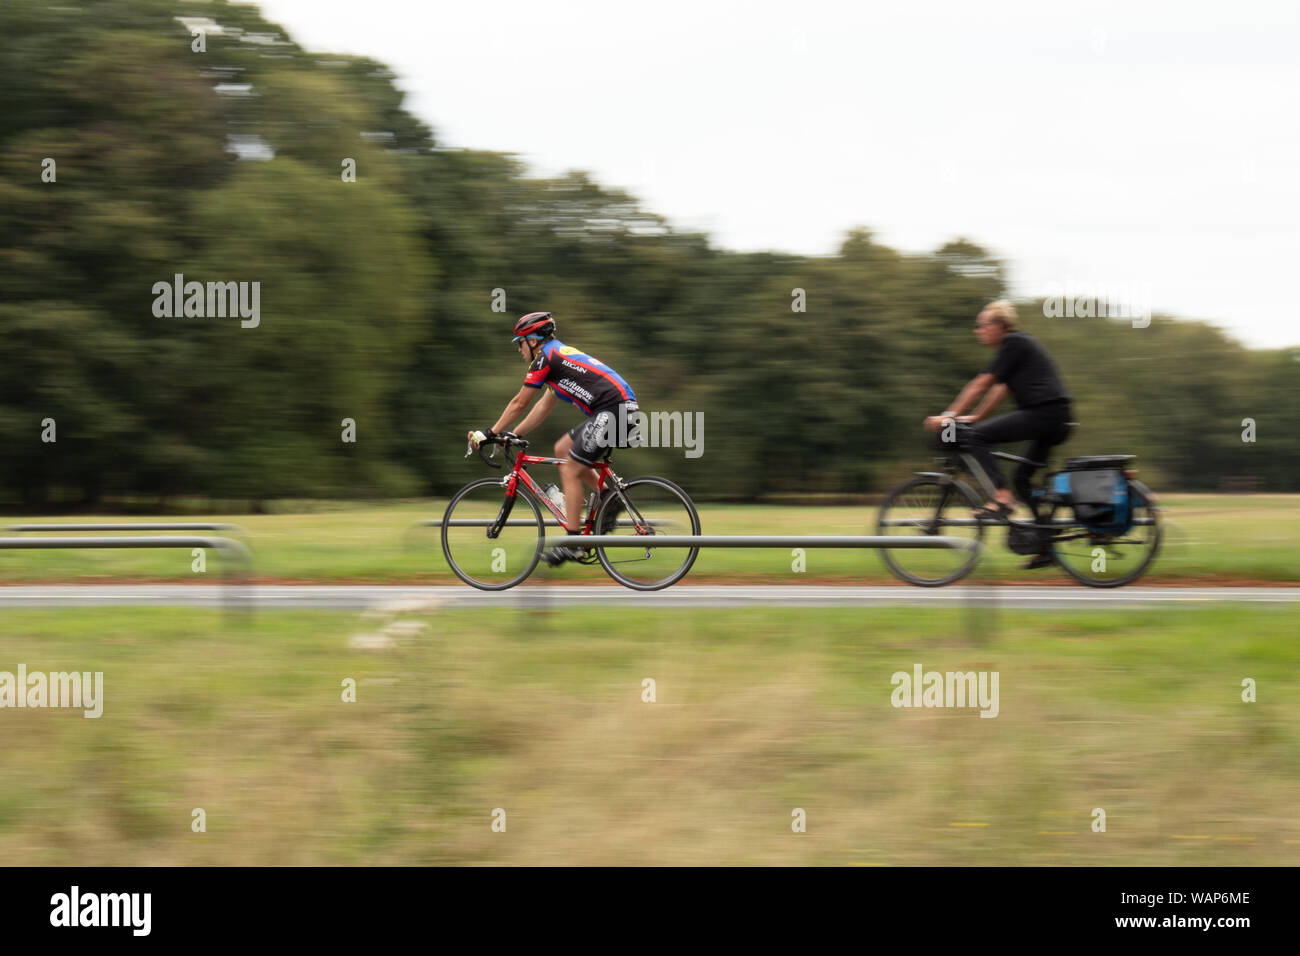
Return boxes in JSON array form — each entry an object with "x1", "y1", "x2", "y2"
[
  {"x1": 438, "y1": 518, "x2": 1147, "y2": 540},
  {"x1": 407, "y1": 516, "x2": 660, "y2": 550},
  {"x1": 432, "y1": 522, "x2": 982, "y2": 561},
  {"x1": 0, "y1": 533, "x2": 253, "y2": 614},
  {"x1": 0, "y1": 535, "x2": 250, "y2": 555},
  {"x1": 7, "y1": 522, "x2": 247, "y2": 534},
  {"x1": 878, "y1": 517, "x2": 1157, "y2": 527},
  {"x1": 550, "y1": 534, "x2": 982, "y2": 553},
  {"x1": 423, "y1": 518, "x2": 664, "y2": 528}
]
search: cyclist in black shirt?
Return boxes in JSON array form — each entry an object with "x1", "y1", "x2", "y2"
[{"x1": 924, "y1": 301, "x2": 1072, "y2": 567}]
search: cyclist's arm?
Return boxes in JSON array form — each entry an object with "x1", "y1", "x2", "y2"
[
  {"x1": 491, "y1": 386, "x2": 541, "y2": 434},
  {"x1": 943, "y1": 372, "x2": 995, "y2": 417},
  {"x1": 504, "y1": 387, "x2": 557, "y2": 437},
  {"x1": 963, "y1": 382, "x2": 1008, "y2": 422}
]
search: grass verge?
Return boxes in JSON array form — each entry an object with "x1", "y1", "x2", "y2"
[{"x1": 1, "y1": 603, "x2": 1296, "y2": 864}]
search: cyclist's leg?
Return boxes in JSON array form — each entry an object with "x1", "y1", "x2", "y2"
[
  {"x1": 588, "y1": 402, "x2": 639, "y2": 534},
  {"x1": 555, "y1": 431, "x2": 599, "y2": 535},
  {"x1": 1015, "y1": 416, "x2": 1071, "y2": 566},
  {"x1": 971, "y1": 409, "x2": 1070, "y2": 510},
  {"x1": 563, "y1": 408, "x2": 622, "y2": 528},
  {"x1": 543, "y1": 430, "x2": 599, "y2": 566},
  {"x1": 1011, "y1": 453, "x2": 1041, "y2": 513},
  {"x1": 1014, "y1": 418, "x2": 1070, "y2": 508},
  {"x1": 966, "y1": 410, "x2": 1038, "y2": 507},
  {"x1": 549, "y1": 407, "x2": 630, "y2": 563}
]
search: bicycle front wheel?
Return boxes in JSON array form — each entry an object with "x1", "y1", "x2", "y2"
[
  {"x1": 441, "y1": 478, "x2": 544, "y2": 590},
  {"x1": 593, "y1": 476, "x2": 700, "y2": 591},
  {"x1": 876, "y1": 474, "x2": 985, "y2": 586}
]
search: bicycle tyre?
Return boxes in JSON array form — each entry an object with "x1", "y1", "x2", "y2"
[
  {"x1": 441, "y1": 478, "x2": 544, "y2": 590},
  {"x1": 1051, "y1": 478, "x2": 1161, "y2": 588},
  {"x1": 876, "y1": 474, "x2": 985, "y2": 587},
  {"x1": 593, "y1": 476, "x2": 700, "y2": 591}
]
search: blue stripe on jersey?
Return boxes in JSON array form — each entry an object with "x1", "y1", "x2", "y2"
[{"x1": 541, "y1": 339, "x2": 637, "y2": 404}]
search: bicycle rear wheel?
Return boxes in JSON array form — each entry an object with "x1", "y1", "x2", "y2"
[
  {"x1": 593, "y1": 476, "x2": 700, "y2": 591},
  {"x1": 876, "y1": 474, "x2": 985, "y2": 586},
  {"x1": 441, "y1": 478, "x2": 544, "y2": 590},
  {"x1": 1049, "y1": 479, "x2": 1161, "y2": 588}
]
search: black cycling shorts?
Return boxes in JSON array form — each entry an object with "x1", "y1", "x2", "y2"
[{"x1": 568, "y1": 402, "x2": 640, "y2": 466}]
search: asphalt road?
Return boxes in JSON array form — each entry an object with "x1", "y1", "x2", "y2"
[{"x1": 0, "y1": 584, "x2": 1296, "y2": 610}]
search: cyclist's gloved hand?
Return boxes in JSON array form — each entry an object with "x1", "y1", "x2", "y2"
[{"x1": 468, "y1": 428, "x2": 495, "y2": 450}]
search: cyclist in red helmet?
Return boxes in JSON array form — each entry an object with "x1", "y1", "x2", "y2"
[{"x1": 468, "y1": 312, "x2": 641, "y2": 565}]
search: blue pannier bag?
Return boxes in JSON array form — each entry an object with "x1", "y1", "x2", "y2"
[{"x1": 1054, "y1": 456, "x2": 1135, "y2": 533}]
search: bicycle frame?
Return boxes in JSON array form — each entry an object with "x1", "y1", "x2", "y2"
[
  {"x1": 928, "y1": 453, "x2": 1154, "y2": 545},
  {"x1": 488, "y1": 444, "x2": 652, "y2": 538},
  {"x1": 507, "y1": 451, "x2": 608, "y2": 532},
  {"x1": 932, "y1": 454, "x2": 1063, "y2": 530}
]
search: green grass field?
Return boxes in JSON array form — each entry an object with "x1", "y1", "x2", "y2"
[
  {"x1": 0, "y1": 494, "x2": 1297, "y2": 584},
  {"x1": 1, "y1": 603, "x2": 1296, "y2": 865}
]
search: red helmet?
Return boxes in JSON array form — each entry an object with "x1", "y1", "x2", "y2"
[{"x1": 512, "y1": 311, "x2": 555, "y2": 343}]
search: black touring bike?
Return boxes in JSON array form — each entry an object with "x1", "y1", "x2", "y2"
[{"x1": 876, "y1": 426, "x2": 1161, "y2": 588}]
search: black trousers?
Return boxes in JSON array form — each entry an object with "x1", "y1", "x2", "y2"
[{"x1": 964, "y1": 404, "x2": 1072, "y2": 502}]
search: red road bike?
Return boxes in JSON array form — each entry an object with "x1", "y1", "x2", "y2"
[{"x1": 441, "y1": 435, "x2": 699, "y2": 591}]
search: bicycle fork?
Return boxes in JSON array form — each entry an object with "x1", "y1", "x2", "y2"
[
  {"x1": 487, "y1": 477, "x2": 519, "y2": 539},
  {"x1": 926, "y1": 481, "x2": 953, "y2": 535}
]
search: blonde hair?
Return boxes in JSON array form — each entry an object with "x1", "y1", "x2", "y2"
[{"x1": 982, "y1": 299, "x2": 1019, "y2": 331}]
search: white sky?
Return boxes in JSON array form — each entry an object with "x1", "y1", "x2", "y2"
[{"x1": 247, "y1": 0, "x2": 1299, "y2": 349}]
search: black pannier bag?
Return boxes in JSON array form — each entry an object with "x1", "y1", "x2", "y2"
[{"x1": 1050, "y1": 456, "x2": 1135, "y2": 532}]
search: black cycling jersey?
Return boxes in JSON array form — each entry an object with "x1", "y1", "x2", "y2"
[
  {"x1": 984, "y1": 331, "x2": 1071, "y2": 409},
  {"x1": 523, "y1": 339, "x2": 636, "y2": 415}
]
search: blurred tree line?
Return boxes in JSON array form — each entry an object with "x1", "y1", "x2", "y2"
[{"x1": 1, "y1": 0, "x2": 1295, "y2": 508}]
